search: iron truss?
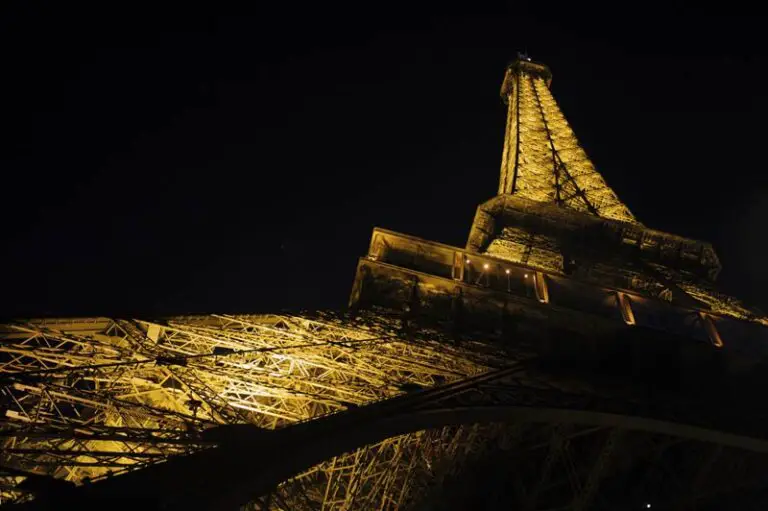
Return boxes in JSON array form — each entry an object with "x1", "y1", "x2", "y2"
[
  {"x1": 4, "y1": 311, "x2": 768, "y2": 509},
  {"x1": 497, "y1": 60, "x2": 637, "y2": 224},
  {"x1": 4, "y1": 58, "x2": 768, "y2": 511},
  {"x1": 0, "y1": 310, "x2": 503, "y2": 507}
]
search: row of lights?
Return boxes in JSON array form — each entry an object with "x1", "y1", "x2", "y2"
[
  {"x1": 466, "y1": 258, "x2": 529, "y2": 278},
  {"x1": 463, "y1": 258, "x2": 549, "y2": 304},
  {"x1": 465, "y1": 260, "x2": 720, "y2": 350}
]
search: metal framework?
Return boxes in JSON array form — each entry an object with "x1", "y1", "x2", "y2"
[
  {"x1": 4, "y1": 310, "x2": 768, "y2": 509},
  {"x1": 3, "y1": 57, "x2": 768, "y2": 510},
  {"x1": 0, "y1": 311, "x2": 496, "y2": 507},
  {"x1": 497, "y1": 59, "x2": 636, "y2": 224}
]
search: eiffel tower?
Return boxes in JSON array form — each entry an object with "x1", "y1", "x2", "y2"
[{"x1": 3, "y1": 56, "x2": 768, "y2": 510}]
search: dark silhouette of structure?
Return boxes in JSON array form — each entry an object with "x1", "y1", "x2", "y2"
[{"x1": 3, "y1": 57, "x2": 768, "y2": 510}]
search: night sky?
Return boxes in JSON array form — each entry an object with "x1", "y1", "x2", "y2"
[{"x1": 2, "y1": 5, "x2": 767, "y2": 319}]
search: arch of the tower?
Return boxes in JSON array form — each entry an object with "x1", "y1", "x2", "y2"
[
  {"x1": 213, "y1": 384, "x2": 768, "y2": 508},
  {"x1": 267, "y1": 415, "x2": 768, "y2": 511},
  {"x1": 5, "y1": 57, "x2": 768, "y2": 511},
  {"x1": 46, "y1": 399, "x2": 768, "y2": 510},
  {"x1": 3, "y1": 275, "x2": 767, "y2": 510},
  {"x1": 262, "y1": 412, "x2": 768, "y2": 511},
  {"x1": 12, "y1": 357, "x2": 768, "y2": 510}
]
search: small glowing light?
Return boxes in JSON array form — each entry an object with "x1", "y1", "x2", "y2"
[
  {"x1": 646, "y1": 505, "x2": 651, "y2": 509},
  {"x1": 465, "y1": 259, "x2": 471, "y2": 264},
  {"x1": 483, "y1": 263, "x2": 489, "y2": 270},
  {"x1": 524, "y1": 273, "x2": 528, "y2": 278},
  {"x1": 505, "y1": 269, "x2": 510, "y2": 274}
]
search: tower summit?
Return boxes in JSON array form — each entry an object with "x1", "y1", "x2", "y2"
[
  {"x1": 3, "y1": 57, "x2": 768, "y2": 510},
  {"x1": 496, "y1": 58, "x2": 635, "y2": 223}
]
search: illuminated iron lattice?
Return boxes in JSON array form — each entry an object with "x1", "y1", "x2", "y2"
[
  {"x1": 497, "y1": 59, "x2": 637, "y2": 224},
  {"x1": 3, "y1": 56, "x2": 768, "y2": 510},
  {"x1": 484, "y1": 59, "x2": 766, "y2": 326},
  {"x1": 0, "y1": 311, "x2": 504, "y2": 507}
]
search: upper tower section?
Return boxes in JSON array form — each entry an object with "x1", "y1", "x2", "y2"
[
  {"x1": 349, "y1": 56, "x2": 765, "y2": 331},
  {"x1": 497, "y1": 56, "x2": 637, "y2": 224},
  {"x1": 466, "y1": 56, "x2": 722, "y2": 293}
]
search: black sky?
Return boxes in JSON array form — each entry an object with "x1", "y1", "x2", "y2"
[{"x1": 2, "y1": 4, "x2": 767, "y2": 319}]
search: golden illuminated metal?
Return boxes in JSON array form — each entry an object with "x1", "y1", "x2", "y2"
[
  {"x1": 275, "y1": 423, "x2": 518, "y2": 510},
  {"x1": 497, "y1": 60, "x2": 637, "y2": 224},
  {"x1": 617, "y1": 292, "x2": 636, "y2": 325},
  {"x1": 473, "y1": 60, "x2": 766, "y2": 327},
  {"x1": 699, "y1": 312, "x2": 724, "y2": 348},
  {"x1": 533, "y1": 271, "x2": 549, "y2": 304},
  {"x1": 2, "y1": 56, "x2": 766, "y2": 509},
  {"x1": 0, "y1": 313, "x2": 490, "y2": 506}
]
